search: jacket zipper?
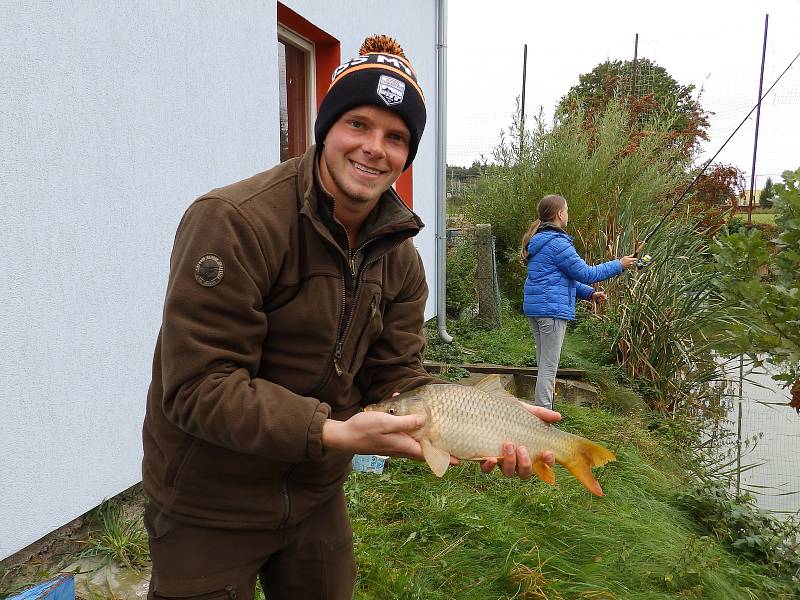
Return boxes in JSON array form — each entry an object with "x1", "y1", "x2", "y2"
[
  {"x1": 292, "y1": 240, "x2": 402, "y2": 529},
  {"x1": 278, "y1": 464, "x2": 297, "y2": 529},
  {"x1": 333, "y1": 239, "x2": 404, "y2": 376},
  {"x1": 314, "y1": 237, "x2": 403, "y2": 390},
  {"x1": 284, "y1": 246, "x2": 363, "y2": 529},
  {"x1": 334, "y1": 243, "x2": 370, "y2": 376},
  {"x1": 309, "y1": 252, "x2": 351, "y2": 394}
]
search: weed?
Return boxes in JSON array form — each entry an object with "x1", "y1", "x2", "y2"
[
  {"x1": 426, "y1": 309, "x2": 542, "y2": 369},
  {"x1": 0, "y1": 566, "x2": 37, "y2": 599},
  {"x1": 77, "y1": 499, "x2": 149, "y2": 571},
  {"x1": 507, "y1": 561, "x2": 554, "y2": 599}
]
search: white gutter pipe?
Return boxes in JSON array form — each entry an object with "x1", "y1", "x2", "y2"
[{"x1": 435, "y1": 0, "x2": 453, "y2": 343}]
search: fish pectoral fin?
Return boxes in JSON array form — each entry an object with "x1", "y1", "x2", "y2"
[
  {"x1": 420, "y1": 438, "x2": 450, "y2": 477},
  {"x1": 531, "y1": 458, "x2": 556, "y2": 485}
]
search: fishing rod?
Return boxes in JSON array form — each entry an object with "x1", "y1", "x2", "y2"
[{"x1": 634, "y1": 46, "x2": 800, "y2": 266}]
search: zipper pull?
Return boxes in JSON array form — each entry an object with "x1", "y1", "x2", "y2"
[
  {"x1": 334, "y1": 342, "x2": 343, "y2": 376},
  {"x1": 349, "y1": 256, "x2": 356, "y2": 276}
]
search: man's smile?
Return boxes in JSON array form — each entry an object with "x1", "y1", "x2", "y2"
[{"x1": 351, "y1": 160, "x2": 383, "y2": 176}]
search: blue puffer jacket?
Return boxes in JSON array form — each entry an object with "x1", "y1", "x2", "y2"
[{"x1": 522, "y1": 226, "x2": 623, "y2": 320}]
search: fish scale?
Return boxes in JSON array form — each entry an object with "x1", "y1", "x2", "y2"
[{"x1": 366, "y1": 375, "x2": 616, "y2": 496}]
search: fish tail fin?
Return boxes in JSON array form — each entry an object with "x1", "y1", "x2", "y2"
[
  {"x1": 559, "y1": 438, "x2": 616, "y2": 497},
  {"x1": 531, "y1": 457, "x2": 555, "y2": 485}
]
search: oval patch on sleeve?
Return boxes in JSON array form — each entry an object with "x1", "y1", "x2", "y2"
[{"x1": 194, "y1": 254, "x2": 224, "y2": 287}]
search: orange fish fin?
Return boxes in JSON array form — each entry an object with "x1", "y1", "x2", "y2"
[
  {"x1": 531, "y1": 458, "x2": 556, "y2": 485},
  {"x1": 421, "y1": 437, "x2": 450, "y2": 477},
  {"x1": 559, "y1": 438, "x2": 616, "y2": 497}
]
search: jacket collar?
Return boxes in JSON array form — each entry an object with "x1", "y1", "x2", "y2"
[
  {"x1": 528, "y1": 223, "x2": 573, "y2": 258},
  {"x1": 536, "y1": 223, "x2": 572, "y2": 241},
  {"x1": 537, "y1": 222, "x2": 565, "y2": 234}
]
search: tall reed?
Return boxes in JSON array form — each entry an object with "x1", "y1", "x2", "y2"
[{"x1": 604, "y1": 220, "x2": 748, "y2": 411}]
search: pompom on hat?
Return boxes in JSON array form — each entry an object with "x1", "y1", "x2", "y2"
[{"x1": 314, "y1": 35, "x2": 426, "y2": 171}]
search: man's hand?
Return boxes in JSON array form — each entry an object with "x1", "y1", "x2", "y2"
[
  {"x1": 322, "y1": 411, "x2": 426, "y2": 460},
  {"x1": 479, "y1": 403, "x2": 562, "y2": 479}
]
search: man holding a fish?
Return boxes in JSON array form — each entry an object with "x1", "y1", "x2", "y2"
[{"x1": 141, "y1": 35, "x2": 566, "y2": 600}]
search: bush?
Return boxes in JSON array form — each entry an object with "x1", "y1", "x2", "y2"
[
  {"x1": 677, "y1": 479, "x2": 800, "y2": 591},
  {"x1": 606, "y1": 222, "x2": 744, "y2": 410},
  {"x1": 712, "y1": 167, "x2": 800, "y2": 389}
]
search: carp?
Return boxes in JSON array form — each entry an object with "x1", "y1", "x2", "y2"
[{"x1": 366, "y1": 374, "x2": 616, "y2": 496}]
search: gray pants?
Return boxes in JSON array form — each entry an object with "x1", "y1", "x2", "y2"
[{"x1": 527, "y1": 317, "x2": 567, "y2": 409}]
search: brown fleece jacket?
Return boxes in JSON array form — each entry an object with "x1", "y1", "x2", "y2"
[{"x1": 142, "y1": 145, "x2": 436, "y2": 529}]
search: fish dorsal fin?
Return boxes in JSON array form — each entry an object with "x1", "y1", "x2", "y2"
[
  {"x1": 473, "y1": 373, "x2": 507, "y2": 394},
  {"x1": 473, "y1": 374, "x2": 520, "y2": 403}
]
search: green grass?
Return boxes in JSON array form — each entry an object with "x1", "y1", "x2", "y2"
[
  {"x1": 416, "y1": 313, "x2": 798, "y2": 598},
  {"x1": 425, "y1": 310, "x2": 651, "y2": 415},
  {"x1": 348, "y1": 402, "x2": 795, "y2": 599},
  {"x1": 424, "y1": 308, "x2": 635, "y2": 385},
  {"x1": 426, "y1": 310, "x2": 584, "y2": 369}
]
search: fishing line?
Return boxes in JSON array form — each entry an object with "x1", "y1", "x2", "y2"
[{"x1": 636, "y1": 47, "x2": 800, "y2": 254}]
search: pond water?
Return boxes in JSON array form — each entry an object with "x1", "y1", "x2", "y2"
[{"x1": 724, "y1": 359, "x2": 800, "y2": 517}]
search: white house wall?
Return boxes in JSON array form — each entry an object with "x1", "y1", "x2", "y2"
[{"x1": 0, "y1": 1, "x2": 438, "y2": 560}]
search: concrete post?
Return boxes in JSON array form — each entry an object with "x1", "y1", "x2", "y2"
[{"x1": 475, "y1": 223, "x2": 500, "y2": 327}]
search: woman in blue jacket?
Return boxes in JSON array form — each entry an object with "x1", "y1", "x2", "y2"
[{"x1": 521, "y1": 194, "x2": 636, "y2": 409}]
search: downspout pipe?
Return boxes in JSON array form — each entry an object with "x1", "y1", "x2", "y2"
[{"x1": 436, "y1": 0, "x2": 453, "y2": 343}]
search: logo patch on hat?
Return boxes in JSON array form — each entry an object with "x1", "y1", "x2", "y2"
[
  {"x1": 377, "y1": 75, "x2": 405, "y2": 106},
  {"x1": 194, "y1": 254, "x2": 224, "y2": 287}
]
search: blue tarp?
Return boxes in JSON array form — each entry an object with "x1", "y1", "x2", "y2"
[{"x1": 7, "y1": 574, "x2": 74, "y2": 600}]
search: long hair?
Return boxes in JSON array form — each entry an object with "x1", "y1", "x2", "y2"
[{"x1": 519, "y1": 194, "x2": 567, "y2": 265}]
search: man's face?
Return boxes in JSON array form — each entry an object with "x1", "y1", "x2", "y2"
[{"x1": 319, "y1": 106, "x2": 410, "y2": 207}]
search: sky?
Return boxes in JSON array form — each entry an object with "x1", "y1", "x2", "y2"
[{"x1": 446, "y1": 0, "x2": 800, "y2": 188}]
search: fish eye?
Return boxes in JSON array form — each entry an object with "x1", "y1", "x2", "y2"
[{"x1": 388, "y1": 408, "x2": 395, "y2": 415}]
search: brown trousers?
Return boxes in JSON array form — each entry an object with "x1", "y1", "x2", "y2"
[{"x1": 145, "y1": 491, "x2": 356, "y2": 600}]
